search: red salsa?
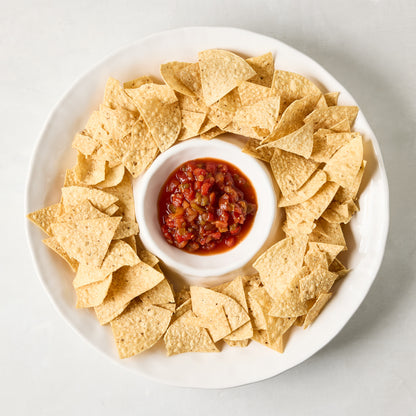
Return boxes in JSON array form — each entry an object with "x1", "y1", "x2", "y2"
[{"x1": 158, "y1": 158, "x2": 257, "y2": 255}]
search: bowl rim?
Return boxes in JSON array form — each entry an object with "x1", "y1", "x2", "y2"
[{"x1": 25, "y1": 26, "x2": 390, "y2": 389}]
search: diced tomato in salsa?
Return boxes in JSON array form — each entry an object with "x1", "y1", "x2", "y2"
[{"x1": 158, "y1": 158, "x2": 257, "y2": 255}]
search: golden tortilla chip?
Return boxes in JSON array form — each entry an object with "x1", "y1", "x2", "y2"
[
  {"x1": 299, "y1": 267, "x2": 337, "y2": 301},
  {"x1": 198, "y1": 49, "x2": 257, "y2": 105},
  {"x1": 140, "y1": 278, "x2": 175, "y2": 312},
  {"x1": 160, "y1": 61, "x2": 195, "y2": 96},
  {"x1": 42, "y1": 237, "x2": 78, "y2": 272},
  {"x1": 61, "y1": 186, "x2": 118, "y2": 211},
  {"x1": 303, "y1": 293, "x2": 332, "y2": 328},
  {"x1": 270, "y1": 149, "x2": 319, "y2": 196},
  {"x1": 238, "y1": 81, "x2": 271, "y2": 106},
  {"x1": 175, "y1": 288, "x2": 191, "y2": 308},
  {"x1": 260, "y1": 122, "x2": 314, "y2": 158},
  {"x1": 304, "y1": 245, "x2": 329, "y2": 270},
  {"x1": 324, "y1": 136, "x2": 363, "y2": 188},
  {"x1": 330, "y1": 118, "x2": 351, "y2": 133},
  {"x1": 271, "y1": 70, "x2": 322, "y2": 111},
  {"x1": 73, "y1": 240, "x2": 139, "y2": 288},
  {"x1": 324, "y1": 92, "x2": 340, "y2": 107},
  {"x1": 123, "y1": 75, "x2": 155, "y2": 89},
  {"x1": 278, "y1": 170, "x2": 327, "y2": 207},
  {"x1": 178, "y1": 110, "x2": 206, "y2": 140},
  {"x1": 113, "y1": 220, "x2": 139, "y2": 239},
  {"x1": 285, "y1": 182, "x2": 339, "y2": 230},
  {"x1": 311, "y1": 130, "x2": 358, "y2": 163},
  {"x1": 51, "y1": 216, "x2": 121, "y2": 267},
  {"x1": 74, "y1": 153, "x2": 106, "y2": 185},
  {"x1": 304, "y1": 106, "x2": 359, "y2": 130},
  {"x1": 268, "y1": 267, "x2": 310, "y2": 317},
  {"x1": 329, "y1": 258, "x2": 349, "y2": 278},
  {"x1": 72, "y1": 132, "x2": 100, "y2": 156},
  {"x1": 177, "y1": 63, "x2": 204, "y2": 97},
  {"x1": 103, "y1": 77, "x2": 138, "y2": 114},
  {"x1": 104, "y1": 203, "x2": 119, "y2": 216},
  {"x1": 245, "y1": 52, "x2": 274, "y2": 87},
  {"x1": 75, "y1": 273, "x2": 113, "y2": 308},
  {"x1": 253, "y1": 236, "x2": 307, "y2": 299},
  {"x1": 95, "y1": 261, "x2": 164, "y2": 325},
  {"x1": 200, "y1": 126, "x2": 224, "y2": 140},
  {"x1": 136, "y1": 238, "x2": 159, "y2": 267},
  {"x1": 126, "y1": 83, "x2": 181, "y2": 152},
  {"x1": 242, "y1": 138, "x2": 274, "y2": 162},
  {"x1": 103, "y1": 172, "x2": 135, "y2": 221},
  {"x1": 164, "y1": 310, "x2": 219, "y2": 356},
  {"x1": 252, "y1": 330, "x2": 284, "y2": 353},
  {"x1": 57, "y1": 200, "x2": 106, "y2": 223},
  {"x1": 96, "y1": 164, "x2": 125, "y2": 188},
  {"x1": 190, "y1": 286, "x2": 250, "y2": 333},
  {"x1": 308, "y1": 242, "x2": 344, "y2": 264},
  {"x1": 309, "y1": 218, "x2": 347, "y2": 248},
  {"x1": 27, "y1": 203, "x2": 61, "y2": 236},
  {"x1": 263, "y1": 94, "x2": 321, "y2": 144},
  {"x1": 334, "y1": 160, "x2": 366, "y2": 203},
  {"x1": 64, "y1": 167, "x2": 86, "y2": 188},
  {"x1": 322, "y1": 199, "x2": 358, "y2": 224},
  {"x1": 111, "y1": 298, "x2": 172, "y2": 358}
]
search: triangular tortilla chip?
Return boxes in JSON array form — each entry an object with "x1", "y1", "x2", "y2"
[
  {"x1": 303, "y1": 293, "x2": 332, "y2": 328},
  {"x1": 42, "y1": 237, "x2": 78, "y2": 272},
  {"x1": 299, "y1": 267, "x2": 338, "y2": 301},
  {"x1": 73, "y1": 240, "x2": 139, "y2": 288},
  {"x1": 51, "y1": 216, "x2": 121, "y2": 267},
  {"x1": 304, "y1": 106, "x2": 359, "y2": 130},
  {"x1": 27, "y1": 203, "x2": 61, "y2": 236},
  {"x1": 270, "y1": 149, "x2": 319, "y2": 196},
  {"x1": 103, "y1": 172, "x2": 135, "y2": 221},
  {"x1": 140, "y1": 278, "x2": 175, "y2": 312},
  {"x1": 178, "y1": 110, "x2": 206, "y2": 141},
  {"x1": 75, "y1": 273, "x2": 113, "y2": 308},
  {"x1": 324, "y1": 92, "x2": 340, "y2": 107},
  {"x1": 253, "y1": 236, "x2": 308, "y2": 299},
  {"x1": 245, "y1": 52, "x2": 274, "y2": 87},
  {"x1": 238, "y1": 81, "x2": 271, "y2": 106},
  {"x1": 103, "y1": 77, "x2": 138, "y2": 114},
  {"x1": 111, "y1": 299, "x2": 172, "y2": 358},
  {"x1": 198, "y1": 49, "x2": 257, "y2": 105},
  {"x1": 126, "y1": 84, "x2": 181, "y2": 152},
  {"x1": 334, "y1": 160, "x2": 366, "y2": 203},
  {"x1": 95, "y1": 262, "x2": 164, "y2": 324},
  {"x1": 160, "y1": 61, "x2": 195, "y2": 96},
  {"x1": 61, "y1": 186, "x2": 118, "y2": 212}
]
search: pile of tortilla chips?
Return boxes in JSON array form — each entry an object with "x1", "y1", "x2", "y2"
[{"x1": 28, "y1": 49, "x2": 365, "y2": 358}]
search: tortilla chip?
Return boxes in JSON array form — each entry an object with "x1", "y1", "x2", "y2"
[
  {"x1": 308, "y1": 242, "x2": 344, "y2": 264},
  {"x1": 164, "y1": 310, "x2": 219, "y2": 356},
  {"x1": 178, "y1": 110, "x2": 206, "y2": 140},
  {"x1": 136, "y1": 238, "x2": 159, "y2": 267},
  {"x1": 271, "y1": 70, "x2": 322, "y2": 111},
  {"x1": 285, "y1": 182, "x2": 339, "y2": 229},
  {"x1": 126, "y1": 84, "x2": 181, "y2": 152},
  {"x1": 198, "y1": 49, "x2": 257, "y2": 105},
  {"x1": 73, "y1": 240, "x2": 139, "y2": 288},
  {"x1": 309, "y1": 218, "x2": 347, "y2": 248},
  {"x1": 329, "y1": 258, "x2": 349, "y2": 278},
  {"x1": 303, "y1": 293, "x2": 332, "y2": 328},
  {"x1": 260, "y1": 122, "x2": 314, "y2": 158},
  {"x1": 113, "y1": 220, "x2": 139, "y2": 239},
  {"x1": 94, "y1": 142, "x2": 122, "y2": 167},
  {"x1": 330, "y1": 118, "x2": 351, "y2": 133},
  {"x1": 299, "y1": 267, "x2": 337, "y2": 301},
  {"x1": 190, "y1": 286, "x2": 250, "y2": 333},
  {"x1": 96, "y1": 164, "x2": 125, "y2": 188},
  {"x1": 334, "y1": 160, "x2": 366, "y2": 203},
  {"x1": 324, "y1": 135, "x2": 363, "y2": 189},
  {"x1": 322, "y1": 199, "x2": 358, "y2": 224},
  {"x1": 27, "y1": 203, "x2": 61, "y2": 236},
  {"x1": 268, "y1": 267, "x2": 310, "y2": 317},
  {"x1": 200, "y1": 127, "x2": 224, "y2": 140},
  {"x1": 111, "y1": 299, "x2": 172, "y2": 358},
  {"x1": 324, "y1": 92, "x2": 340, "y2": 107},
  {"x1": 104, "y1": 203, "x2": 119, "y2": 216},
  {"x1": 95, "y1": 261, "x2": 164, "y2": 325},
  {"x1": 140, "y1": 278, "x2": 175, "y2": 312},
  {"x1": 177, "y1": 63, "x2": 204, "y2": 97},
  {"x1": 61, "y1": 186, "x2": 118, "y2": 212},
  {"x1": 304, "y1": 245, "x2": 329, "y2": 270},
  {"x1": 238, "y1": 81, "x2": 271, "y2": 106},
  {"x1": 74, "y1": 153, "x2": 105, "y2": 185},
  {"x1": 75, "y1": 273, "x2": 113, "y2": 308},
  {"x1": 252, "y1": 330, "x2": 284, "y2": 353},
  {"x1": 103, "y1": 173, "x2": 135, "y2": 221},
  {"x1": 304, "y1": 106, "x2": 359, "y2": 130},
  {"x1": 253, "y1": 236, "x2": 307, "y2": 299},
  {"x1": 270, "y1": 149, "x2": 319, "y2": 196},
  {"x1": 278, "y1": 170, "x2": 327, "y2": 207},
  {"x1": 263, "y1": 94, "x2": 321, "y2": 143},
  {"x1": 311, "y1": 130, "x2": 358, "y2": 163},
  {"x1": 175, "y1": 288, "x2": 191, "y2": 308},
  {"x1": 234, "y1": 96, "x2": 280, "y2": 132},
  {"x1": 103, "y1": 77, "x2": 138, "y2": 114},
  {"x1": 42, "y1": 237, "x2": 78, "y2": 272},
  {"x1": 160, "y1": 61, "x2": 195, "y2": 96},
  {"x1": 245, "y1": 52, "x2": 274, "y2": 87},
  {"x1": 123, "y1": 75, "x2": 155, "y2": 89},
  {"x1": 51, "y1": 216, "x2": 121, "y2": 267},
  {"x1": 72, "y1": 132, "x2": 100, "y2": 156},
  {"x1": 242, "y1": 138, "x2": 274, "y2": 162}
]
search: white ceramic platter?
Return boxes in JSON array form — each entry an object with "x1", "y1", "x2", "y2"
[{"x1": 26, "y1": 27, "x2": 389, "y2": 389}]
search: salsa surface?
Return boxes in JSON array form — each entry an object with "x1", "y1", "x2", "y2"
[{"x1": 158, "y1": 158, "x2": 257, "y2": 255}]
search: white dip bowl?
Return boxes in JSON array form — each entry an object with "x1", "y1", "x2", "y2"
[{"x1": 134, "y1": 136, "x2": 280, "y2": 286}]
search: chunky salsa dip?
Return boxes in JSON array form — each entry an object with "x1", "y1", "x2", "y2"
[{"x1": 158, "y1": 158, "x2": 257, "y2": 255}]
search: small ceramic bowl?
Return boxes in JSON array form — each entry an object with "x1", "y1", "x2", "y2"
[{"x1": 133, "y1": 136, "x2": 280, "y2": 285}]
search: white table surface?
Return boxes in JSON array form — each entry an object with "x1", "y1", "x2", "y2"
[{"x1": 2, "y1": 0, "x2": 415, "y2": 414}]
